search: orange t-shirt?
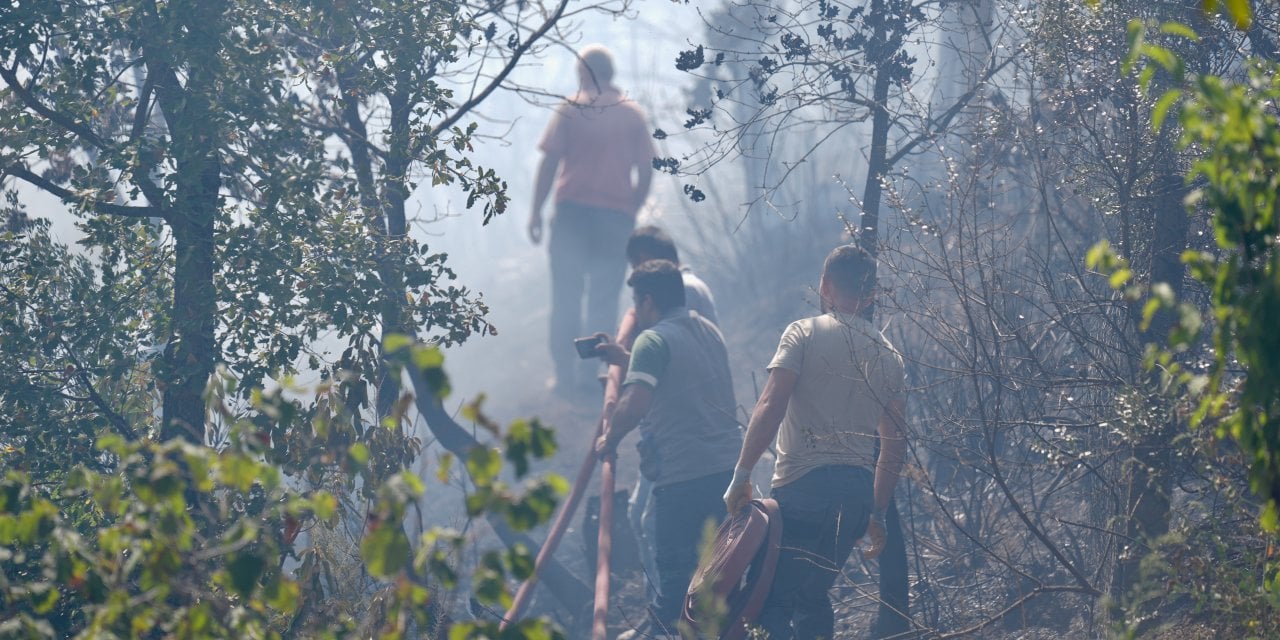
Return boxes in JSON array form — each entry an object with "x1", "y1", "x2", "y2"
[{"x1": 539, "y1": 89, "x2": 655, "y2": 216}]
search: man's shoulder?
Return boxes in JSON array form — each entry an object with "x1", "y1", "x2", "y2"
[
  {"x1": 620, "y1": 97, "x2": 647, "y2": 116},
  {"x1": 630, "y1": 328, "x2": 669, "y2": 366},
  {"x1": 681, "y1": 271, "x2": 715, "y2": 301},
  {"x1": 634, "y1": 327, "x2": 665, "y2": 346},
  {"x1": 784, "y1": 314, "x2": 825, "y2": 336},
  {"x1": 657, "y1": 311, "x2": 723, "y2": 342},
  {"x1": 819, "y1": 314, "x2": 905, "y2": 370},
  {"x1": 681, "y1": 269, "x2": 709, "y2": 289},
  {"x1": 604, "y1": 94, "x2": 648, "y2": 123},
  {"x1": 787, "y1": 313, "x2": 882, "y2": 347}
]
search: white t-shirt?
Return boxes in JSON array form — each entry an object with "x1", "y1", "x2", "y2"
[{"x1": 767, "y1": 312, "x2": 905, "y2": 488}]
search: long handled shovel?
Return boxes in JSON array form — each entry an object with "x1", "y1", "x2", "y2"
[
  {"x1": 593, "y1": 447, "x2": 617, "y2": 640},
  {"x1": 500, "y1": 417, "x2": 604, "y2": 629}
]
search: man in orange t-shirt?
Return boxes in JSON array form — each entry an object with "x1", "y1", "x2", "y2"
[{"x1": 528, "y1": 44, "x2": 656, "y2": 395}]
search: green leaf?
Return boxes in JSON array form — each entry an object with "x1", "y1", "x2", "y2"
[
  {"x1": 265, "y1": 577, "x2": 301, "y2": 613},
  {"x1": 448, "y1": 623, "x2": 479, "y2": 640},
  {"x1": 32, "y1": 583, "x2": 59, "y2": 615},
  {"x1": 348, "y1": 443, "x2": 370, "y2": 469},
  {"x1": 466, "y1": 447, "x2": 502, "y2": 485},
  {"x1": 545, "y1": 473, "x2": 570, "y2": 498},
  {"x1": 1224, "y1": 0, "x2": 1251, "y2": 29},
  {"x1": 507, "y1": 543, "x2": 535, "y2": 580},
  {"x1": 220, "y1": 453, "x2": 259, "y2": 492},
  {"x1": 227, "y1": 552, "x2": 266, "y2": 597},
  {"x1": 1261, "y1": 501, "x2": 1279, "y2": 533},
  {"x1": 1138, "y1": 64, "x2": 1157, "y2": 94},
  {"x1": 1109, "y1": 267, "x2": 1132, "y2": 289},
  {"x1": 411, "y1": 344, "x2": 445, "y2": 371},
  {"x1": 361, "y1": 521, "x2": 411, "y2": 578},
  {"x1": 383, "y1": 333, "x2": 413, "y2": 354},
  {"x1": 1123, "y1": 19, "x2": 1146, "y2": 75},
  {"x1": 1159, "y1": 22, "x2": 1200, "y2": 41},
  {"x1": 436, "y1": 452, "x2": 454, "y2": 484},
  {"x1": 1151, "y1": 89, "x2": 1183, "y2": 131},
  {"x1": 311, "y1": 491, "x2": 337, "y2": 520},
  {"x1": 1086, "y1": 240, "x2": 1121, "y2": 272},
  {"x1": 184, "y1": 451, "x2": 215, "y2": 493},
  {"x1": 1141, "y1": 298, "x2": 1162, "y2": 331}
]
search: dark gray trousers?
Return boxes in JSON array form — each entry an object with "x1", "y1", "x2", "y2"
[
  {"x1": 757, "y1": 465, "x2": 874, "y2": 640},
  {"x1": 547, "y1": 201, "x2": 633, "y2": 387}
]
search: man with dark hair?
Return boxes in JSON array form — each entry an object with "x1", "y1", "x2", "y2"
[
  {"x1": 624, "y1": 225, "x2": 677, "y2": 262},
  {"x1": 724, "y1": 244, "x2": 907, "y2": 640},
  {"x1": 624, "y1": 225, "x2": 717, "y2": 326},
  {"x1": 604, "y1": 225, "x2": 720, "y2": 607},
  {"x1": 528, "y1": 44, "x2": 655, "y2": 395},
  {"x1": 595, "y1": 259, "x2": 741, "y2": 638}
]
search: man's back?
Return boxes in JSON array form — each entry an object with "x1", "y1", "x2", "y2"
[
  {"x1": 681, "y1": 269, "x2": 718, "y2": 327},
  {"x1": 769, "y1": 312, "x2": 904, "y2": 488},
  {"x1": 629, "y1": 311, "x2": 741, "y2": 487},
  {"x1": 539, "y1": 90, "x2": 652, "y2": 214}
]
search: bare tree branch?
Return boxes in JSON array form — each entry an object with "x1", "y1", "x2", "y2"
[
  {"x1": 2, "y1": 164, "x2": 164, "y2": 219},
  {"x1": 429, "y1": 0, "x2": 570, "y2": 139}
]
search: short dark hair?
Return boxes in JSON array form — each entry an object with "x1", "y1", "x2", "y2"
[
  {"x1": 579, "y1": 44, "x2": 615, "y2": 86},
  {"x1": 628, "y1": 259, "x2": 686, "y2": 312},
  {"x1": 626, "y1": 225, "x2": 679, "y2": 265},
  {"x1": 822, "y1": 244, "x2": 877, "y2": 299}
]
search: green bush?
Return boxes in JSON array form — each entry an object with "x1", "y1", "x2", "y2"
[{"x1": 0, "y1": 343, "x2": 565, "y2": 639}]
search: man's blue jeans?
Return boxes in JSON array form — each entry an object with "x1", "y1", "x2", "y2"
[
  {"x1": 629, "y1": 475, "x2": 659, "y2": 601},
  {"x1": 649, "y1": 470, "x2": 732, "y2": 634},
  {"x1": 757, "y1": 465, "x2": 874, "y2": 640}
]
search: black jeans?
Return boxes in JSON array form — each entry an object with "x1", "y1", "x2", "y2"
[
  {"x1": 649, "y1": 470, "x2": 732, "y2": 634},
  {"x1": 758, "y1": 465, "x2": 874, "y2": 640},
  {"x1": 547, "y1": 202, "x2": 633, "y2": 387}
]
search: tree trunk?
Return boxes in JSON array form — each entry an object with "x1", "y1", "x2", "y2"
[
  {"x1": 858, "y1": 0, "x2": 894, "y2": 263},
  {"x1": 375, "y1": 77, "x2": 412, "y2": 421},
  {"x1": 148, "y1": 0, "x2": 227, "y2": 444},
  {"x1": 860, "y1": 4, "x2": 912, "y2": 636},
  {"x1": 1114, "y1": 171, "x2": 1187, "y2": 597}
]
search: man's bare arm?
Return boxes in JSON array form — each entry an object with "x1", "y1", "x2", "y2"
[
  {"x1": 736, "y1": 368, "x2": 798, "y2": 471},
  {"x1": 596, "y1": 382, "x2": 653, "y2": 456},
  {"x1": 630, "y1": 154, "x2": 653, "y2": 214},
  {"x1": 601, "y1": 308, "x2": 639, "y2": 416},
  {"x1": 873, "y1": 394, "x2": 907, "y2": 514},
  {"x1": 528, "y1": 150, "x2": 561, "y2": 244},
  {"x1": 864, "y1": 393, "x2": 907, "y2": 558},
  {"x1": 724, "y1": 367, "x2": 798, "y2": 513}
]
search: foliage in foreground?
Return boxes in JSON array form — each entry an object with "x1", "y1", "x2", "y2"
[
  {"x1": 0, "y1": 343, "x2": 566, "y2": 639},
  {"x1": 1087, "y1": 14, "x2": 1280, "y2": 634}
]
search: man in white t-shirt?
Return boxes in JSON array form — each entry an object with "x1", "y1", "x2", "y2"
[{"x1": 724, "y1": 244, "x2": 907, "y2": 639}]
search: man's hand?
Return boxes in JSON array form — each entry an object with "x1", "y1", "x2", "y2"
[
  {"x1": 862, "y1": 515, "x2": 888, "y2": 560},
  {"x1": 527, "y1": 211, "x2": 543, "y2": 245},
  {"x1": 594, "y1": 430, "x2": 617, "y2": 459},
  {"x1": 593, "y1": 333, "x2": 630, "y2": 367},
  {"x1": 723, "y1": 466, "x2": 753, "y2": 516},
  {"x1": 723, "y1": 479, "x2": 752, "y2": 516}
]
